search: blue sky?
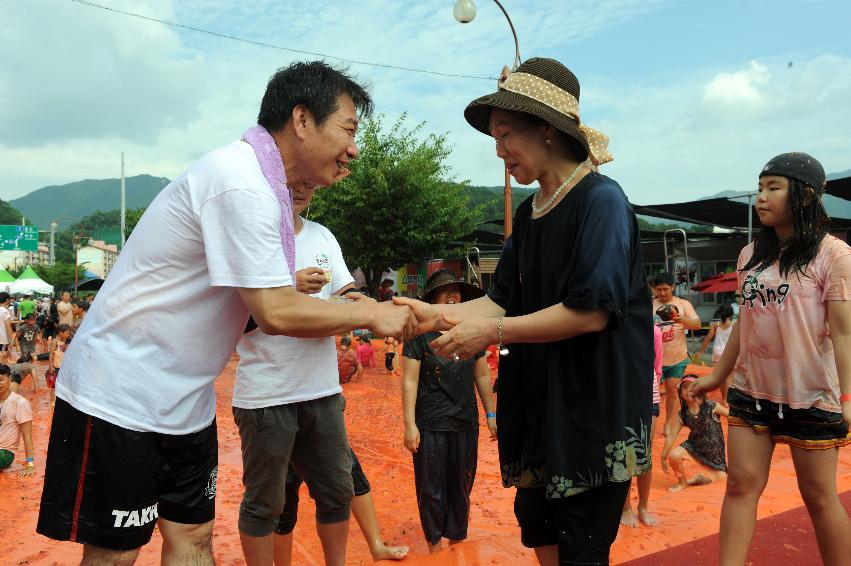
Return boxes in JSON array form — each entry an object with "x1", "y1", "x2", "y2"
[{"x1": 2, "y1": 0, "x2": 850, "y2": 205}]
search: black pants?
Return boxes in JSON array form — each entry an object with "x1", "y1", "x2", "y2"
[
  {"x1": 412, "y1": 429, "x2": 478, "y2": 545},
  {"x1": 514, "y1": 480, "x2": 630, "y2": 565}
]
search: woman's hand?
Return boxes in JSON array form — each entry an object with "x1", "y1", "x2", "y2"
[
  {"x1": 429, "y1": 316, "x2": 497, "y2": 360},
  {"x1": 486, "y1": 416, "x2": 497, "y2": 440},
  {"x1": 404, "y1": 423, "x2": 420, "y2": 453},
  {"x1": 295, "y1": 267, "x2": 329, "y2": 294}
]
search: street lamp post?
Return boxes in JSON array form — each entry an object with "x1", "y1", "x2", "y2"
[{"x1": 453, "y1": 0, "x2": 521, "y2": 239}]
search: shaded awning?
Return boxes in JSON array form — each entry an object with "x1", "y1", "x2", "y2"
[
  {"x1": 634, "y1": 196, "x2": 851, "y2": 231},
  {"x1": 825, "y1": 176, "x2": 851, "y2": 201}
]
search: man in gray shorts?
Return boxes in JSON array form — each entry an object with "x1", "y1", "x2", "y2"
[{"x1": 233, "y1": 178, "x2": 366, "y2": 565}]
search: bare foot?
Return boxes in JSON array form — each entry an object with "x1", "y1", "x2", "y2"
[
  {"x1": 620, "y1": 507, "x2": 639, "y2": 528},
  {"x1": 370, "y1": 543, "x2": 409, "y2": 561},
  {"x1": 687, "y1": 474, "x2": 712, "y2": 487},
  {"x1": 637, "y1": 507, "x2": 658, "y2": 527},
  {"x1": 427, "y1": 540, "x2": 442, "y2": 554},
  {"x1": 668, "y1": 481, "x2": 688, "y2": 492}
]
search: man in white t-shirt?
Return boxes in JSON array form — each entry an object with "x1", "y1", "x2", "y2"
[
  {"x1": 0, "y1": 292, "x2": 13, "y2": 358},
  {"x1": 37, "y1": 61, "x2": 416, "y2": 565},
  {"x1": 234, "y1": 184, "x2": 408, "y2": 564},
  {"x1": 56, "y1": 291, "x2": 73, "y2": 327}
]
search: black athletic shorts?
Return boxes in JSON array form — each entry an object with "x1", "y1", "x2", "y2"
[
  {"x1": 514, "y1": 480, "x2": 630, "y2": 565},
  {"x1": 37, "y1": 398, "x2": 218, "y2": 551},
  {"x1": 728, "y1": 388, "x2": 850, "y2": 449},
  {"x1": 385, "y1": 352, "x2": 396, "y2": 371}
]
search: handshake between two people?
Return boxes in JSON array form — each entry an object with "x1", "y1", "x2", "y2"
[{"x1": 296, "y1": 268, "x2": 494, "y2": 352}]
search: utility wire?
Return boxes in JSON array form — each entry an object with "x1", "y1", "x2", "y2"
[{"x1": 68, "y1": 0, "x2": 497, "y2": 81}]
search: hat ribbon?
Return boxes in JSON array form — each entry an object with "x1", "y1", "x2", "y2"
[{"x1": 499, "y1": 72, "x2": 613, "y2": 166}]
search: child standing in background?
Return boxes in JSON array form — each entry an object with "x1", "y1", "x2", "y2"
[{"x1": 622, "y1": 323, "x2": 663, "y2": 527}]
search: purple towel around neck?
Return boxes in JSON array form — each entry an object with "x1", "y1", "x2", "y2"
[{"x1": 242, "y1": 125, "x2": 296, "y2": 277}]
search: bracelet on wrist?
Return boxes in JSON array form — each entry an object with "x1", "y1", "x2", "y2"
[
  {"x1": 497, "y1": 317, "x2": 509, "y2": 356},
  {"x1": 486, "y1": 412, "x2": 496, "y2": 419}
]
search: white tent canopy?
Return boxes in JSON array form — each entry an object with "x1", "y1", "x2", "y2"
[
  {"x1": 9, "y1": 265, "x2": 54, "y2": 295},
  {"x1": 10, "y1": 278, "x2": 54, "y2": 295}
]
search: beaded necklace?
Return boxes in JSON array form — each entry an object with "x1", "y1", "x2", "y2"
[{"x1": 531, "y1": 164, "x2": 584, "y2": 215}]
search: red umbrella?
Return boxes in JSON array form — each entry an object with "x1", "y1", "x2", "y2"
[{"x1": 691, "y1": 272, "x2": 738, "y2": 294}]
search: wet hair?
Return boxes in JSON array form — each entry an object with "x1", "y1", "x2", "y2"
[
  {"x1": 652, "y1": 272, "x2": 675, "y2": 287},
  {"x1": 677, "y1": 374, "x2": 704, "y2": 414},
  {"x1": 56, "y1": 323, "x2": 70, "y2": 334},
  {"x1": 742, "y1": 178, "x2": 830, "y2": 278},
  {"x1": 258, "y1": 61, "x2": 373, "y2": 132},
  {"x1": 340, "y1": 336, "x2": 352, "y2": 347},
  {"x1": 0, "y1": 364, "x2": 10, "y2": 376},
  {"x1": 25, "y1": 313, "x2": 36, "y2": 320},
  {"x1": 713, "y1": 304, "x2": 734, "y2": 322},
  {"x1": 0, "y1": 292, "x2": 9, "y2": 303}
]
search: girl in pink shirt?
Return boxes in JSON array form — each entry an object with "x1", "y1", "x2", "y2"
[{"x1": 693, "y1": 153, "x2": 851, "y2": 565}]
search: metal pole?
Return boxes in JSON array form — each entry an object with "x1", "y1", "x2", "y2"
[
  {"x1": 49, "y1": 221, "x2": 56, "y2": 266},
  {"x1": 747, "y1": 194, "x2": 753, "y2": 244},
  {"x1": 491, "y1": 0, "x2": 521, "y2": 70},
  {"x1": 120, "y1": 151, "x2": 126, "y2": 249}
]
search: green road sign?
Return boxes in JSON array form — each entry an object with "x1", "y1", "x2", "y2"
[{"x1": 0, "y1": 225, "x2": 39, "y2": 251}]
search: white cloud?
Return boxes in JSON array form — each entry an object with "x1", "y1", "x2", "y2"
[
  {"x1": 702, "y1": 61, "x2": 770, "y2": 106},
  {"x1": 600, "y1": 55, "x2": 851, "y2": 204},
  {"x1": 3, "y1": 0, "x2": 848, "y2": 210},
  {"x1": 0, "y1": 0, "x2": 207, "y2": 147}
]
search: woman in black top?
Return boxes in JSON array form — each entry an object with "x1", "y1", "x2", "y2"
[
  {"x1": 396, "y1": 58, "x2": 652, "y2": 565},
  {"x1": 402, "y1": 269, "x2": 497, "y2": 553}
]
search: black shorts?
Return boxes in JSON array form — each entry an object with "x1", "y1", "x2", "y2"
[
  {"x1": 514, "y1": 481, "x2": 630, "y2": 565},
  {"x1": 728, "y1": 388, "x2": 850, "y2": 449},
  {"x1": 652, "y1": 402, "x2": 660, "y2": 417},
  {"x1": 37, "y1": 399, "x2": 218, "y2": 551},
  {"x1": 274, "y1": 447, "x2": 370, "y2": 535},
  {"x1": 384, "y1": 352, "x2": 396, "y2": 371}
]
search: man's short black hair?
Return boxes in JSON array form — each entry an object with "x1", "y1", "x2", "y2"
[
  {"x1": 652, "y1": 272, "x2": 675, "y2": 287},
  {"x1": 258, "y1": 61, "x2": 373, "y2": 132},
  {"x1": 0, "y1": 292, "x2": 9, "y2": 303},
  {"x1": 0, "y1": 364, "x2": 10, "y2": 376}
]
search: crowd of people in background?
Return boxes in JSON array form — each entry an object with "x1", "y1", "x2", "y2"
[{"x1": 0, "y1": 289, "x2": 90, "y2": 479}]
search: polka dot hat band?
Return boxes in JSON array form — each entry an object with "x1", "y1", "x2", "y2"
[{"x1": 499, "y1": 71, "x2": 613, "y2": 167}]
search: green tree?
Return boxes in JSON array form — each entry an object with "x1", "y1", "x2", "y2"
[
  {"x1": 0, "y1": 199, "x2": 25, "y2": 225},
  {"x1": 310, "y1": 114, "x2": 480, "y2": 295},
  {"x1": 32, "y1": 261, "x2": 78, "y2": 290}
]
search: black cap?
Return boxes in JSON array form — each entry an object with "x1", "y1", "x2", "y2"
[{"x1": 759, "y1": 152, "x2": 826, "y2": 193}]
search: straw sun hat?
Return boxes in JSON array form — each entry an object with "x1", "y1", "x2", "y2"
[{"x1": 464, "y1": 57, "x2": 613, "y2": 167}]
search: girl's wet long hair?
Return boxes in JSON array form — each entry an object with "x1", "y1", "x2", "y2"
[{"x1": 742, "y1": 178, "x2": 830, "y2": 278}]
